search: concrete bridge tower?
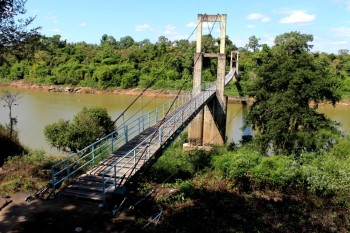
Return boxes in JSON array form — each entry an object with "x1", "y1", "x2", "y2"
[{"x1": 188, "y1": 14, "x2": 227, "y2": 146}]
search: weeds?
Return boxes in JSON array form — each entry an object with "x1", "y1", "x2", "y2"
[{"x1": 0, "y1": 150, "x2": 60, "y2": 195}]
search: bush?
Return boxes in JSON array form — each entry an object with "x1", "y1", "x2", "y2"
[
  {"x1": 213, "y1": 147, "x2": 261, "y2": 180},
  {"x1": 121, "y1": 72, "x2": 138, "y2": 89},
  {"x1": 0, "y1": 123, "x2": 25, "y2": 166},
  {"x1": 302, "y1": 152, "x2": 350, "y2": 196},
  {"x1": 149, "y1": 133, "x2": 211, "y2": 181},
  {"x1": 93, "y1": 66, "x2": 113, "y2": 89},
  {"x1": 250, "y1": 155, "x2": 303, "y2": 189},
  {"x1": 44, "y1": 107, "x2": 115, "y2": 152},
  {"x1": 177, "y1": 179, "x2": 195, "y2": 198},
  {"x1": 0, "y1": 150, "x2": 58, "y2": 195},
  {"x1": 10, "y1": 61, "x2": 28, "y2": 80},
  {"x1": 0, "y1": 65, "x2": 10, "y2": 79},
  {"x1": 27, "y1": 61, "x2": 50, "y2": 82},
  {"x1": 150, "y1": 146, "x2": 192, "y2": 181}
]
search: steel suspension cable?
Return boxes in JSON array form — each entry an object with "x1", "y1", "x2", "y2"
[{"x1": 111, "y1": 19, "x2": 202, "y2": 128}]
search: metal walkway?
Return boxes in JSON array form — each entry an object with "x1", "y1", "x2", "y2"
[{"x1": 50, "y1": 69, "x2": 236, "y2": 203}]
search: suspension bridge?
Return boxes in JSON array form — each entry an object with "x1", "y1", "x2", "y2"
[{"x1": 46, "y1": 14, "x2": 240, "y2": 204}]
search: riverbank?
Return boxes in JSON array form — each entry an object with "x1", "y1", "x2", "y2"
[
  {"x1": 1, "y1": 80, "x2": 350, "y2": 105},
  {"x1": 0, "y1": 80, "x2": 182, "y2": 98}
]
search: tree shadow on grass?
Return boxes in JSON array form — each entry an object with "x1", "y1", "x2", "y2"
[
  {"x1": 1, "y1": 187, "x2": 347, "y2": 232},
  {"x1": 118, "y1": 185, "x2": 347, "y2": 233}
]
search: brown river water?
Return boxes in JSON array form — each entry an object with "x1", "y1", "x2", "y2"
[{"x1": 1, "y1": 86, "x2": 349, "y2": 154}]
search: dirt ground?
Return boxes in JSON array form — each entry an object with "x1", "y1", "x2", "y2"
[{"x1": 0, "y1": 192, "x2": 127, "y2": 233}]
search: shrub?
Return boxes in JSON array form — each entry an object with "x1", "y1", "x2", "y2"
[
  {"x1": 150, "y1": 134, "x2": 211, "y2": 181},
  {"x1": 177, "y1": 179, "x2": 195, "y2": 198},
  {"x1": 302, "y1": 152, "x2": 350, "y2": 196},
  {"x1": 213, "y1": 147, "x2": 261, "y2": 180},
  {"x1": 44, "y1": 107, "x2": 115, "y2": 152},
  {"x1": 9, "y1": 62, "x2": 27, "y2": 80},
  {"x1": 250, "y1": 155, "x2": 303, "y2": 189},
  {"x1": 27, "y1": 62, "x2": 50, "y2": 82},
  {"x1": 0, "y1": 150, "x2": 58, "y2": 195},
  {"x1": 0, "y1": 123, "x2": 25, "y2": 166},
  {"x1": 0, "y1": 65, "x2": 10, "y2": 79},
  {"x1": 121, "y1": 72, "x2": 138, "y2": 89}
]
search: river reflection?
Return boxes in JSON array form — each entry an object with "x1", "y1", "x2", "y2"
[{"x1": 0, "y1": 86, "x2": 349, "y2": 153}]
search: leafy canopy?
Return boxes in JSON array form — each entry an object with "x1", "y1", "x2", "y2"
[
  {"x1": 246, "y1": 35, "x2": 261, "y2": 52},
  {"x1": 245, "y1": 31, "x2": 342, "y2": 155},
  {"x1": 44, "y1": 106, "x2": 115, "y2": 152},
  {"x1": 0, "y1": 0, "x2": 41, "y2": 58}
]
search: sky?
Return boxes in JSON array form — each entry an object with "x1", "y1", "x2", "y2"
[{"x1": 23, "y1": 0, "x2": 350, "y2": 54}]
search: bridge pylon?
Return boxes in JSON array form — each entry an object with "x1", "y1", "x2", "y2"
[{"x1": 188, "y1": 14, "x2": 227, "y2": 147}]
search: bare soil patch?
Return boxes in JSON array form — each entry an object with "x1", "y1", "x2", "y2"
[{"x1": 0, "y1": 192, "x2": 117, "y2": 233}]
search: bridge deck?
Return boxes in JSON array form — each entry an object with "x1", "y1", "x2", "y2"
[
  {"x1": 56, "y1": 69, "x2": 236, "y2": 203},
  {"x1": 59, "y1": 89, "x2": 216, "y2": 202}
]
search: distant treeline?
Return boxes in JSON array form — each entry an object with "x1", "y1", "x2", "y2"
[
  {"x1": 0, "y1": 34, "x2": 236, "y2": 90},
  {"x1": 0, "y1": 33, "x2": 350, "y2": 96}
]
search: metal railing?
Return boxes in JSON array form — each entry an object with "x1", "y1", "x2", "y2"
[
  {"x1": 50, "y1": 68, "x2": 236, "y2": 198},
  {"x1": 50, "y1": 92, "x2": 192, "y2": 194},
  {"x1": 101, "y1": 82, "x2": 217, "y2": 202}
]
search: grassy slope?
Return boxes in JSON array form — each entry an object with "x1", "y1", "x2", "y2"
[{"x1": 0, "y1": 135, "x2": 349, "y2": 232}]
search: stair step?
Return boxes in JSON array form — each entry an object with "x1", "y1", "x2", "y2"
[
  {"x1": 66, "y1": 183, "x2": 104, "y2": 192},
  {"x1": 78, "y1": 174, "x2": 112, "y2": 183},
  {"x1": 60, "y1": 189, "x2": 104, "y2": 202}
]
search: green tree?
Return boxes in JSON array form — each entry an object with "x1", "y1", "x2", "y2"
[
  {"x1": 246, "y1": 35, "x2": 261, "y2": 52},
  {"x1": 338, "y1": 49, "x2": 349, "y2": 55},
  {"x1": 1, "y1": 90, "x2": 22, "y2": 139},
  {"x1": 100, "y1": 34, "x2": 117, "y2": 47},
  {"x1": 274, "y1": 31, "x2": 313, "y2": 55},
  {"x1": 0, "y1": 0, "x2": 41, "y2": 58},
  {"x1": 118, "y1": 36, "x2": 135, "y2": 49},
  {"x1": 44, "y1": 107, "x2": 115, "y2": 152},
  {"x1": 245, "y1": 32, "x2": 341, "y2": 155}
]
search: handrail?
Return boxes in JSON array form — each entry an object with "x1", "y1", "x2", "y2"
[
  {"x1": 50, "y1": 80, "x2": 205, "y2": 194},
  {"x1": 50, "y1": 68, "x2": 236, "y2": 197},
  {"x1": 101, "y1": 81, "x2": 218, "y2": 202}
]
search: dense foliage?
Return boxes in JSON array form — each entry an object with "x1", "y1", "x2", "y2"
[
  {"x1": 0, "y1": 90, "x2": 24, "y2": 166},
  {"x1": 0, "y1": 0, "x2": 41, "y2": 58},
  {"x1": 245, "y1": 32, "x2": 342, "y2": 155},
  {"x1": 0, "y1": 150, "x2": 60, "y2": 195},
  {"x1": 125, "y1": 135, "x2": 350, "y2": 232},
  {"x1": 1, "y1": 134, "x2": 349, "y2": 232},
  {"x1": 0, "y1": 122, "x2": 25, "y2": 166},
  {"x1": 0, "y1": 33, "x2": 237, "y2": 91},
  {"x1": 44, "y1": 106, "x2": 115, "y2": 152}
]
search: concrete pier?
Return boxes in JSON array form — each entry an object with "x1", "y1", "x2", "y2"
[{"x1": 188, "y1": 14, "x2": 228, "y2": 147}]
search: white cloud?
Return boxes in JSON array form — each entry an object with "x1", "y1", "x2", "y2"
[
  {"x1": 46, "y1": 12, "x2": 59, "y2": 23},
  {"x1": 331, "y1": 27, "x2": 350, "y2": 37},
  {"x1": 49, "y1": 28, "x2": 60, "y2": 33},
  {"x1": 331, "y1": 41, "x2": 348, "y2": 45},
  {"x1": 186, "y1": 22, "x2": 197, "y2": 28},
  {"x1": 280, "y1": 11, "x2": 315, "y2": 24},
  {"x1": 135, "y1": 24, "x2": 153, "y2": 32},
  {"x1": 247, "y1": 13, "x2": 270, "y2": 23},
  {"x1": 79, "y1": 22, "x2": 87, "y2": 27},
  {"x1": 261, "y1": 17, "x2": 271, "y2": 22},
  {"x1": 332, "y1": 0, "x2": 350, "y2": 11},
  {"x1": 164, "y1": 25, "x2": 176, "y2": 35},
  {"x1": 260, "y1": 35, "x2": 275, "y2": 46},
  {"x1": 247, "y1": 25, "x2": 256, "y2": 29},
  {"x1": 160, "y1": 25, "x2": 188, "y2": 41},
  {"x1": 247, "y1": 13, "x2": 263, "y2": 20}
]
